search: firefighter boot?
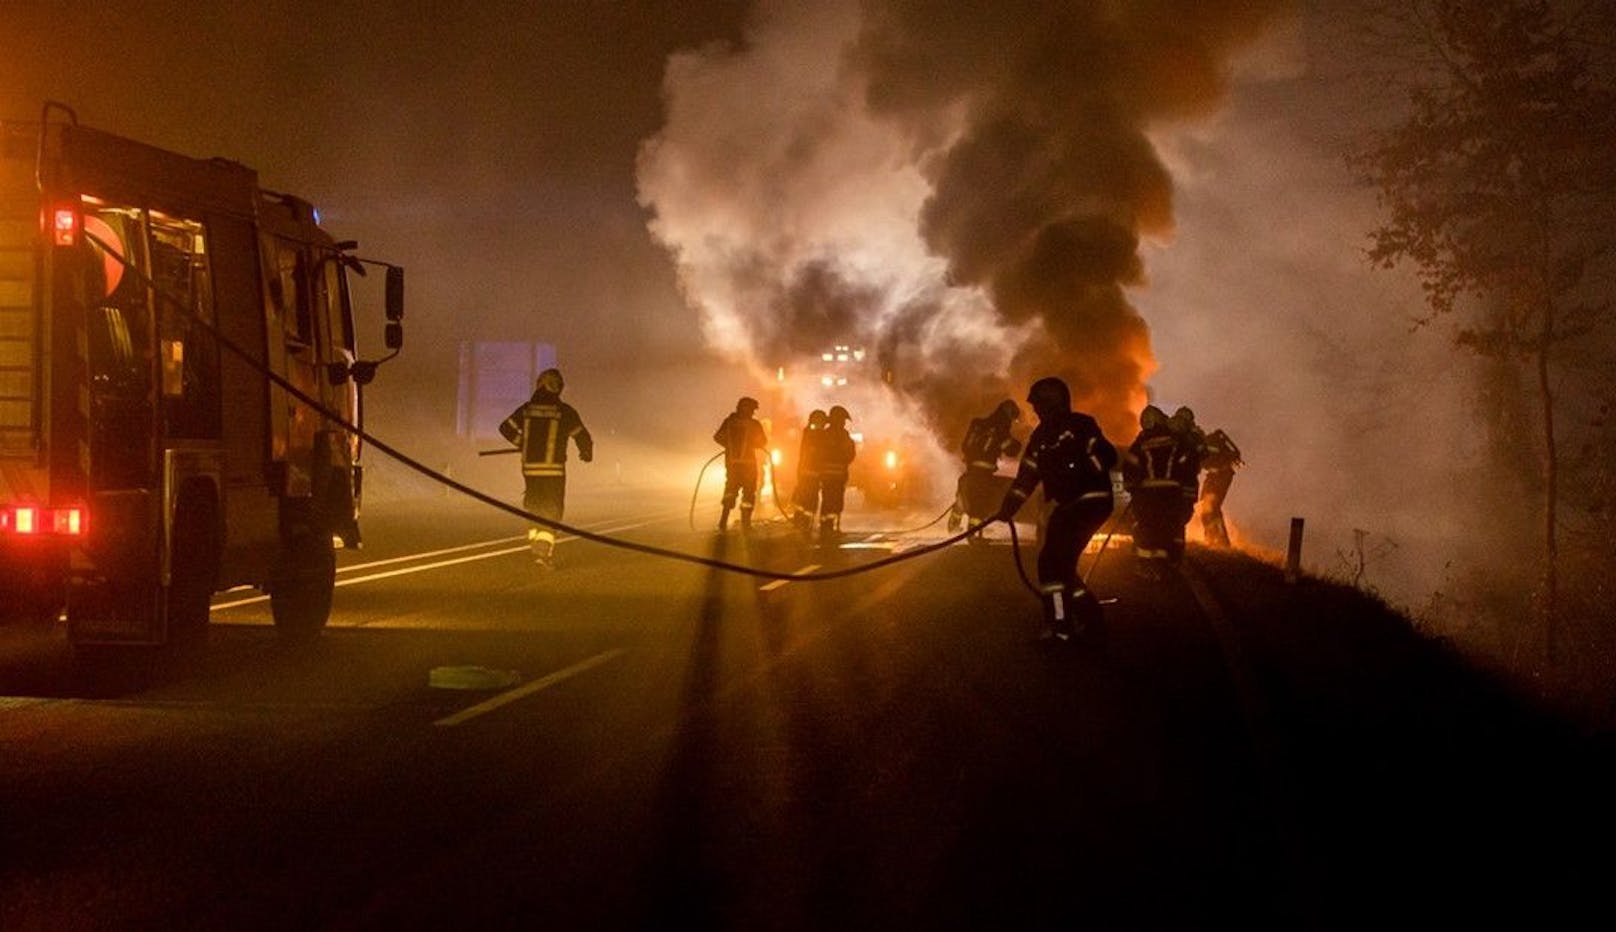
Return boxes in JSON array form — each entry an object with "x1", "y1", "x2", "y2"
[
  {"x1": 530, "y1": 529, "x2": 557, "y2": 571},
  {"x1": 819, "y1": 513, "x2": 840, "y2": 541},
  {"x1": 1039, "y1": 583, "x2": 1075, "y2": 642},
  {"x1": 1071, "y1": 586, "x2": 1107, "y2": 647},
  {"x1": 718, "y1": 505, "x2": 731, "y2": 531},
  {"x1": 740, "y1": 506, "x2": 753, "y2": 532}
]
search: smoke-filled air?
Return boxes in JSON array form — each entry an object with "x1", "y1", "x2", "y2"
[{"x1": 637, "y1": 0, "x2": 1290, "y2": 448}]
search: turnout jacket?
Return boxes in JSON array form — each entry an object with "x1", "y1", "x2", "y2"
[
  {"x1": 1125, "y1": 424, "x2": 1201, "y2": 494},
  {"x1": 1201, "y1": 429, "x2": 1243, "y2": 473},
  {"x1": 500, "y1": 390, "x2": 593, "y2": 478},
  {"x1": 1005, "y1": 411, "x2": 1116, "y2": 509},
  {"x1": 960, "y1": 414, "x2": 1022, "y2": 471},
  {"x1": 797, "y1": 423, "x2": 826, "y2": 479},
  {"x1": 714, "y1": 413, "x2": 768, "y2": 465},
  {"x1": 818, "y1": 425, "x2": 856, "y2": 479}
]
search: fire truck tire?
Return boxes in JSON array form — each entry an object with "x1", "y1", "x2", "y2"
[
  {"x1": 166, "y1": 489, "x2": 220, "y2": 647},
  {"x1": 271, "y1": 532, "x2": 336, "y2": 643}
]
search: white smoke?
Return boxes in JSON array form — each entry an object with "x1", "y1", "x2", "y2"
[{"x1": 637, "y1": 0, "x2": 1290, "y2": 454}]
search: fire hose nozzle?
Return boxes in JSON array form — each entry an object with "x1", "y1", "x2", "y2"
[{"x1": 478, "y1": 448, "x2": 520, "y2": 457}]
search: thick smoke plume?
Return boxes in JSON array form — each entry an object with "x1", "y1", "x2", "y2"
[{"x1": 638, "y1": 0, "x2": 1289, "y2": 445}]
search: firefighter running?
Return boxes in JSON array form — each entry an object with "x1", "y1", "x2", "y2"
[
  {"x1": 714, "y1": 396, "x2": 769, "y2": 531},
  {"x1": 499, "y1": 368, "x2": 594, "y2": 570},
  {"x1": 948, "y1": 399, "x2": 1024, "y2": 539},
  {"x1": 993, "y1": 378, "x2": 1117, "y2": 644},
  {"x1": 1197, "y1": 426, "x2": 1243, "y2": 548}
]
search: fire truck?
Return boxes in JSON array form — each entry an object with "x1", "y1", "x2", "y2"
[{"x1": 0, "y1": 104, "x2": 404, "y2": 648}]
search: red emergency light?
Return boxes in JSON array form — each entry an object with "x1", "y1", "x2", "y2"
[
  {"x1": 2, "y1": 505, "x2": 85, "y2": 536},
  {"x1": 4, "y1": 505, "x2": 38, "y2": 534},
  {"x1": 51, "y1": 205, "x2": 80, "y2": 247},
  {"x1": 52, "y1": 507, "x2": 85, "y2": 536}
]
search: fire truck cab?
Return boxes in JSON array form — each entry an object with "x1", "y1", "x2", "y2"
[{"x1": 0, "y1": 105, "x2": 404, "y2": 648}]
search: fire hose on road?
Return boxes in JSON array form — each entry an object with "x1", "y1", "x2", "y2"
[{"x1": 95, "y1": 229, "x2": 995, "y2": 585}]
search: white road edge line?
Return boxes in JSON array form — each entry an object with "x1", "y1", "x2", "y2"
[
  {"x1": 335, "y1": 535, "x2": 527, "y2": 575},
  {"x1": 434, "y1": 648, "x2": 626, "y2": 728},
  {"x1": 211, "y1": 516, "x2": 668, "y2": 611},
  {"x1": 759, "y1": 564, "x2": 820, "y2": 592}
]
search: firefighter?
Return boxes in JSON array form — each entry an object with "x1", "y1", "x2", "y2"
[
  {"x1": 1198, "y1": 427, "x2": 1243, "y2": 548},
  {"x1": 948, "y1": 399, "x2": 1023, "y2": 536},
  {"x1": 993, "y1": 377, "x2": 1117, "y2": 644},
  {"x1": 792, "y1": 409, "x2": 829, "y2": 531},
  {"x1": 1168, "y1": 406, "x2": 1206, "y2": 556},
  {"x1": 817, "y1": 405, "x2": 857, "y2": 536},
  {"x1": 499, "y1": 367, "x2": 594, "y2": 569},
  {"x1": 1124, "y1": 405, "x2": 1200, "y2": 565},
  {"x1": 714, "y1": 396, "x2": 769, "y2": 531}
]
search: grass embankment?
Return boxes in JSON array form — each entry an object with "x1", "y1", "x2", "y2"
[{"x1": 1187, "y1": 547, "x2": 1611, "y2": 928}]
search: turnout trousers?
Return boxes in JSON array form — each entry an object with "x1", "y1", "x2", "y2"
[
  {"x1": 1038, "y1": 494, "x2": 1113, "y2": 637},
  {"x1": 523, "y1": 474, "x2": 566, "y2": 560}
]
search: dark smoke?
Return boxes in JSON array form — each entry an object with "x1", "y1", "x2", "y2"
[
  {"x1": 856, "y1": 0, "x2": 1291, "y2": 439},
  {"x1": 640, "y1": 0, "x2": 1292, "y2": 448}
]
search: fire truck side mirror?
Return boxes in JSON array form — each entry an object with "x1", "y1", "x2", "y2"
[
  {"x1": 384, "y1": 321, "x2": 404, "y2": 351},
  {"x1": 385, "y1": 266, "x2": 404, "y2": 321}
]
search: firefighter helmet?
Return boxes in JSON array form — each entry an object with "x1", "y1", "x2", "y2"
[
  {"x1": 1140, "y1": 405, "x2": 1167, "y2": 429},
  {"x1": 1026, "y1": 377, "x2": 1070, "y2": 414},
  {"x1": 1172, "y1": 405, "x2": 1196, "y2": 426},
  {"x1": 536, "y1": 368, "x2": 564, "y2": 395},
  {"x1": 737, "y1": 396, "x2": 759, "y2": 414},
  {"x1": 808, "y1": 409, "x2": 828, "y2": 428},
  {"x1": 994, "y1": 400, "x2": 1022, "y2": 423},
  {"x1": 828, "y1": 405, "x2": 851, "y2": 423}
]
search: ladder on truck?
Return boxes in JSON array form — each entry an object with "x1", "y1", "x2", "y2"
[{"x1": 0, "y1": 202, "x2": 35, "y2": 459}]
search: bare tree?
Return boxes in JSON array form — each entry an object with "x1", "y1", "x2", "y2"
[{"x1": 1348, "y1": 0, "x2": 1616, "y2": 657}]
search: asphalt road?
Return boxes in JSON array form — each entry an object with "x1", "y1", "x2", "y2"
[{"x1": 0, "y1": 486, "x2": 1603, "y2": 930}]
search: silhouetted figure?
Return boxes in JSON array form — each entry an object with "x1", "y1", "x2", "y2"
[
  {"x1": 949, "y1": 399, "x2": 1023, "y2": 539},
  {"x1": 792, "y1": 409, "x2": 829, "y2": 531},
  {"x1": 499, "y1": 368, "x2": 593, "y2": 569},
  {"x1": 1125, "y1": 405, "x2": 1201, "y2": 565},
  {"x1": 995, "y1": 378, "x2": 1117, "y2": 644},
  {"x1": 817, "y1": 405, "x2": 857, "y2": 537},
  {"x1": 714, "y1": 396, "x2": 768, "y2": 531},
  {"x1": 1198, "y1": 428, "x2": 1243, "y2": 547}
]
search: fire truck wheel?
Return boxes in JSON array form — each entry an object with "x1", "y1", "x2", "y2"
[
  {"x1": 271, "y1": 532, "x2": 336, "y2": 643},
  {"x1": 167, "y1": 490, "x2": 220, "y2": 648}
]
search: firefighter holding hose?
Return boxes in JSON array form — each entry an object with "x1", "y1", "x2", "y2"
[
  {"x1": 714, "y1": 396, "x2": 769, "y2": 531},
  {"x1": 993, "y1": 377, "x2": 1117, "y2": 644}
]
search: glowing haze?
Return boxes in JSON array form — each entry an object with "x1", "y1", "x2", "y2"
[{"x1": 637, "y1": 0, "x2": 1291, "y2": 445}]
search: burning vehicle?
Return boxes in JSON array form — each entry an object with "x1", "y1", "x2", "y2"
[{"x1": 762, "y1": 343, "x2": 940, "y2": 511}]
